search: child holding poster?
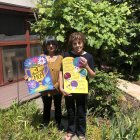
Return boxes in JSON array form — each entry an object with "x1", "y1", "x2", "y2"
[
  {"x1": 41, "y1": 36, "x2": 63, "y2": 128},
  {"x1": 59, "y1": 32, "x2": 95, "y2": 140},
  {"x1": 25, "y1": 36, "x2": 63, "y2": 128}
]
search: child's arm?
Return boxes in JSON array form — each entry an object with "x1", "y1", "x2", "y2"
[
  {"x1": 85, "y1": 65, "x2": 95, "y2": 78},
  {"x1": 59, "y1": 71, "x2": 71, "y2": 96},
  {"x1": 24, "y1": 69, "x2": 30, "y2": 81},
  {"x1": 80, "y1": 57, "x2": 95, "y2": 78},
  {"x1": 24, "y1": 75, "x2": 28, "y2": 81},
  {"x1": 54, "y1": 82, "x2": 59, "y2": 91}
]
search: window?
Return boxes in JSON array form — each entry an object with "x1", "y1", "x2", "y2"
[
  {"x1": 31, "y1": 44, "x2": 42, "y2": 57},
  {"x1": 2, "y1": 46, "x2": 26, "y2": 82}
]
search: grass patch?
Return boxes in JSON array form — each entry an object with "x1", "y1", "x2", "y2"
[
  {"x1": 0, "y1": 100, "x2": 140, "y2": 140},
  {"x1": 0, "y1": 101, "x2": 63, "y2": 140}
]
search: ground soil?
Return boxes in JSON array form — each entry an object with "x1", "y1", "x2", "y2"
[
  {"x1": 122, "y1": 93, "x2": 140, "y2": 112},
  {"x1": 133, "y1": 80, "x2": 140, "y2": 86}
]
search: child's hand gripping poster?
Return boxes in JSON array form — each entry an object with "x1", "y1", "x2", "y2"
[
  {"x1": 24, "y1": 55, "x2": 54, "y2": 94},
  {"x1": 63, "y1": 57, "x2": 88, "y2": 94}
]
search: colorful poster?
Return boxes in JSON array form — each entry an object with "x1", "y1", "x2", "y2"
[
  {"x1": 63, "y1": 57, "x2": 88, "y2": 94},
  {"x1": 24, "y1": 55, "x2": 54, "y2": 94}
]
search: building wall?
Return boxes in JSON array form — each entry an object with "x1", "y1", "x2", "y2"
[
  {"x1": 0, "y1": 2, "x2": 41, "y2": 85},
  {"x1": 0, "y1": 0, "x2": 38, "y2": 8}
]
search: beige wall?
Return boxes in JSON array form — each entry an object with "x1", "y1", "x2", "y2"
[{"x1": 0, "y1": 0, "x2": 38, "y2": 8}]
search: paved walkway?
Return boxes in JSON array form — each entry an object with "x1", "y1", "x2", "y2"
[
  {"x1": 117, "y1": 79, "x2": 140, "y2": 101},
  {"x1": 0, "y1": 81, "x2": 40, "y2": 109},
  {"x1": 0, "y1": 78, "x2": 140, "y2": 109}
]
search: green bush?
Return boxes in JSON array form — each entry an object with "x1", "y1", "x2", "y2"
[
  {"x1": 88, "y1": 70, "x2": 124, "y2": 117},
  {"x1": 32, "y1": 0, "x2": 140, "y2": 79},
  {"x1": 33, "y1": 0, "x2": 132, "y2": 48}
]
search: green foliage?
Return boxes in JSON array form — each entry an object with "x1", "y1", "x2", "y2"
[
  {"x1": 32, "y1": 0, "x2": 140, "y2": 78},
  {"x1": 88, "y1": 70, "x2": 124, "y2": 117},
  {"x1": 100, "y1": 113, "x2": 139, "y2": 140},
  {"x1": 105, "y1": 0, "x2": 140, "y2": 79},
  {"x1": 87, "y1": 109, "x2": 140, "y2": 140},
  {"x1": 0, "y1": 102, "x2": 63, "y2": 140},
  {"x1": 0, "y1": 99, "x2": 140, "y2": 140},
  {"x1": 32, "y1": 0, "x2": 133, "y2": 48}
]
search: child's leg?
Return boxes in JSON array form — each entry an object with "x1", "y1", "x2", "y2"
[
  {"x1": 65, "y1": 95, "x2": 76, "y2": 134},
  {"x1": 75, "y1": 94, "x2": 88, "y2": 137},
  {"x1": 41, "y1": 95, "x2": 52, "y2": 124},
  {"x1": 53, "y1": 93, "x2": 62, "y2": 124}
]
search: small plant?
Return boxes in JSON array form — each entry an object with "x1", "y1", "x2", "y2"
[
  {"x1": 88, "y1": 70, "x2": 124, "y2": 117},
  {"x1": 0, "y1": 99, "x2": 139, "y2": 140},
  {"x1": 109, "y1": 113, "x2": 138, "y2": 140},
  {"x1": 0, "y1": 101, "x2": 63, "y2": 140},
  {"x1": 97, "y1": 111, "x2": 139, "y2": 140}
]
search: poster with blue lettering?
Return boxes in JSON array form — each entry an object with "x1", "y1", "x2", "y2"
[{"x1": 24, "y1": 55, "x2": 54, "y2": 94}]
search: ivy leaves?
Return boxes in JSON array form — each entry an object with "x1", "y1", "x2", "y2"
[
  {"x1": 33, "y1": 0, "x2": 135, "y2": 48},
  {"x1": 32, "y1": 0, "x2": 140, "y2": 76}
]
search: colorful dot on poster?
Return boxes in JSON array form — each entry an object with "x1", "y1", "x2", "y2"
[
  {"x1": 71, "y1": 80, "x2": 78, "y2": 90},
  {"x1": 45, "y1": 77, "x2": 51, "y2": 83},
  {"x1": 28, "y1": 80, "x2": 39, "y2": 89},
  {"x1": 64, "y1": 72, "x2": 71, "y2": 80},
  {"x1": 73, "y1": 57, "x2": 80, "y2": 67},
  {"x1": 79, "y1": 69, "x2": 87, "y2": 77},
  {"x1": 73, "y1": 57, "x2": 82, "y2": 72}
]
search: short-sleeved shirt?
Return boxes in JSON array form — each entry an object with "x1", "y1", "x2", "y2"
[
  {"x1": 48, "y1": 55, "x2": 63, "y2": 88},
  {"x1": 41, "y1": 55, "x2": 63, "y2": 96}
]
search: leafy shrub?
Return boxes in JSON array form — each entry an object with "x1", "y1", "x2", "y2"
[
  {"x1": 32, "y1": 0, "x2": 140, "y2": 79},
  {"x1": 33, "y1": 0, "x2": 133, "y2": 47},
  {"x1": 88, "y1": 70, "x2": 124, "y2": 117}
]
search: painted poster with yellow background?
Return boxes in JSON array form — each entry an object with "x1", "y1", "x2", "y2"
[
  {"x1": 24, "y1": 56, "x2": 54, "y2": 94},
  {"x1": 63, "y1": 57, "x2": 88, "y2": 94}
]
